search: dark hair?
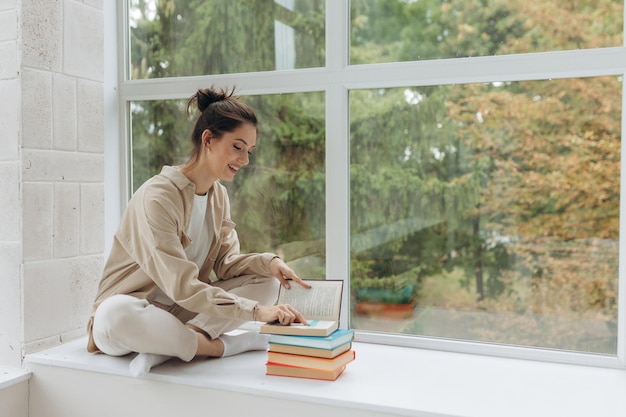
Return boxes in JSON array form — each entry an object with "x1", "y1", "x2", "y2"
[{"x1": 185, "y1": 86, "x2": 258, "y2": 166}]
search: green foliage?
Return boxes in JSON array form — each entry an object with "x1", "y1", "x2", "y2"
[
  {"x1": 128, "y1": 0, "x2": 622, "y2": 350},
  {"x1": 225, "y1": 92, "x2": 326, "y2": 252},
  {"x1": 347, "y1": 0, "x2": 621, "y2": 344},
  {"x1": 129, "y1": 0, "x2": 324, "y2": 78},
  {"x1": 131, "y1": 99, "x2": 191, "y2": 190}
]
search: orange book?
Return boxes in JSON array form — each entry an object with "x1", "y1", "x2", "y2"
[
  {"x1": 266, "y1": 363, "x2": 347, "y2": 381},
  {"x1": 268, "y1": 341, "x2": 352, "y2": 359},
  {"x1": 266, "y1": 349, "x2": 356, "y2": 371}
]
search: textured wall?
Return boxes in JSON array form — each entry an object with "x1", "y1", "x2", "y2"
[
  {"x1": 0, "y1": 0, "x2": 25, "y2": 368},
  {"x1": 0, "y1": 0, "x2": 105, "y2": 367}
]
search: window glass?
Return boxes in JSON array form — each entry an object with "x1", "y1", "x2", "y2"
[
  {"x1": 130, "y1": 92, "x2": 326, "y2": 277},
  {"x1": 349, "y1": 76, "x2": 621, "y2": 354},
  {"x1": 128, "y1": 0, "x2": 325, "y2": 79},
  {"x1": 350, "y1": 0, "x2": 624, "y2": 64},
  {"x1": 130, "y1": 99, "x2": 190, "y2": 188},
  {"x1": 122, "y1": 0, "x2": 626, "y2": 360}
]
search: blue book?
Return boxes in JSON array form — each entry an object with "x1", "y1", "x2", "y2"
[
  {"x1": 268, "y1": 340, "x2": 352, "y2": 358},
  {"x1": 268, "y1": 329, "x2": 355, "y2": 350}
]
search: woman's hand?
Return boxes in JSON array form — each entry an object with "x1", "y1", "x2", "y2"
[
  {"x1": 262, "y1": 257, "x2": 311, "y2": 325},
  {"x1": 269, "y1": 257, "x2": 312, "y2": 290},
  {"x1": 256, "y1": 304, "x2": 308, "y2": 326}
]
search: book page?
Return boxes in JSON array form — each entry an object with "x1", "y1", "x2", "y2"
[{"x1": 277, "y1": 280, "x2": 343, "y2": 321}]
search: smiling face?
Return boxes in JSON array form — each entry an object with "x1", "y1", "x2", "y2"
[{"x1": 204, "y1": 123, "x2": 257, "y2": 182}]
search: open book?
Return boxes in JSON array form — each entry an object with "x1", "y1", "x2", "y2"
[{"x1": 260, "y1": 279, "x2": 343, "y2": 336}]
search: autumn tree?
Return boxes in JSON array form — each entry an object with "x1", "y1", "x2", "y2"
[
  {"x1": 127, "y1": 0, "x2": 622, "y2": 350},
  {"x1": 349, "y1": 0, "x2": 621, "y2": 332}
]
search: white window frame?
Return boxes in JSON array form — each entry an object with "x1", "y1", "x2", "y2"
[{"x1": 105, "y1": 0, "x2": 626, "y2": 368}]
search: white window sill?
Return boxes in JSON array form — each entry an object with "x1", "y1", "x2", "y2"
[
  {"x1": 24, "y1": 334, "x2": 626, "y2": 417},
  {"x1": 0, "y1": 367, "x2": 31, "y2": 390}
]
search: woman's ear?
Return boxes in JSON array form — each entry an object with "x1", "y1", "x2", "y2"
[{"x1": 202, "y1": 129, "x2": 213, "y2": 146}]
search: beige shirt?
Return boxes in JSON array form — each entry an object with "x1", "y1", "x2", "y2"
[{"x1": 87, "y1": 165, "x2": 276, "y2": 352}]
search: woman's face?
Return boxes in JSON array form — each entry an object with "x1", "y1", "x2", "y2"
[{"x1": 204, "y1": 123, "x2": 257, "y2": 182}]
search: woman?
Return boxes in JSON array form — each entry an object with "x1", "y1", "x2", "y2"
[{"x1": 88, "y1": 86, "x2": 310, "y2": 375}]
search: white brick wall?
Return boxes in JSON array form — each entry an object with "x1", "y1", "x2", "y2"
[
  {"x1": 64, "y1": 1, "x2": 103, "y2": 80},
  {"x1": 22, "y1": 182, "x2": 53, "y2": 261},
  {"x1": 53, "y1": 74, "x2": 78, "y2": 151},
  {"x1": 23, "y1": 256, "x2": 101, "y2": 343},
  {"x1": 53, "y1": 183, "x2": 80, "y2": 258},
  {"x1": 0, "y1": 80, "x2": 19, "y2": 160},
  {"x1": 80, "y1": 183, "x2": 104, "y2": 255},
  {"x1": 0, "y1": 0, "x2": 22, "y2": 367},
  {"x1": 0, "y1": 0, "x2": 104, "y2": 367},
  {"x1": 0, "y1": 164, "x2": 20, "y2": 241},
  {"x1": 0, "y1": 7, "x2": 18, "y2": 83},
  {"x1": 21, "y1": 0, "x2": 63, "y2": 72},
  {"x1": 21, "y1": 68, "x2": 53, "y2": 149},
  {"x1": 77, "y1": 79, "x2": 104, "y2": 152}
]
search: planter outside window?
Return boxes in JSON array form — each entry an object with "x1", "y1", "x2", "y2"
[{"x1": 353, "y1": 273, "x2": 418, "y2": 319}]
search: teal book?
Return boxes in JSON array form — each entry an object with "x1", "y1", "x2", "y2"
[
  {"x1": 268, "y1": 340, "x2": 352, "y2": 359},
  {"x1": 268, "y1": 329, "x2": 355, "y2": 350}
]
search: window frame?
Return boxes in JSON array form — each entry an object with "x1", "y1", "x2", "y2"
[{"x1": 107, "y1": 0, "x2": 626, "y2": 368}]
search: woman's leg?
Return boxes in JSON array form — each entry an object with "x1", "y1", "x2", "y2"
[{"x1": 92, "y1": 294, "x2": 199, "y2": 361}]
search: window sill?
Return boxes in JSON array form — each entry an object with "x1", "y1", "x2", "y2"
[
  {"x1": 25, "y1": 335, "x2": 626, "y2": 417},
  {"x1": 0, "y1": 367, "x2": 31, "y2": 390}
]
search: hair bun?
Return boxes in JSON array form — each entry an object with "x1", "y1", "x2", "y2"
[{"x1": 194, "y1": 86, "x2": 235, "y2": 113}]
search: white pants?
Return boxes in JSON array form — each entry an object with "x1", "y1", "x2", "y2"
[{"x1": 91, "y1": 275, "x2": 279, "y2": 362}]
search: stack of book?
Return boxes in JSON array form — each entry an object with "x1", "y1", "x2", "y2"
[
  {"x1": 265, "y1": 328, "x2": 355, "y2": 381},
  {"x1": 259, "y1": 279, "x2": 355, "y2": 381}
]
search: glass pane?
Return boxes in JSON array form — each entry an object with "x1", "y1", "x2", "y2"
[
  {"x1": 129, "y1": 0, "x2": 325, "y2": 79},
  {"x1": 349, "y1": 76, "x2": 621, "y2": 354},
  {"x1": 130, "y1": 99, "x2": 191, "y2": 188},
  {"x1": 130, "y1": 92, "x2": 326, "y2": 277},
  {"x1": 350, "y1": 0, "x2": 624, "y2": 64}
]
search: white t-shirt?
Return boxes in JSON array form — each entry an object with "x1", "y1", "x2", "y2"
[{"x1": 184, "y1": 193, "x2": 213, "y2": 269}]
